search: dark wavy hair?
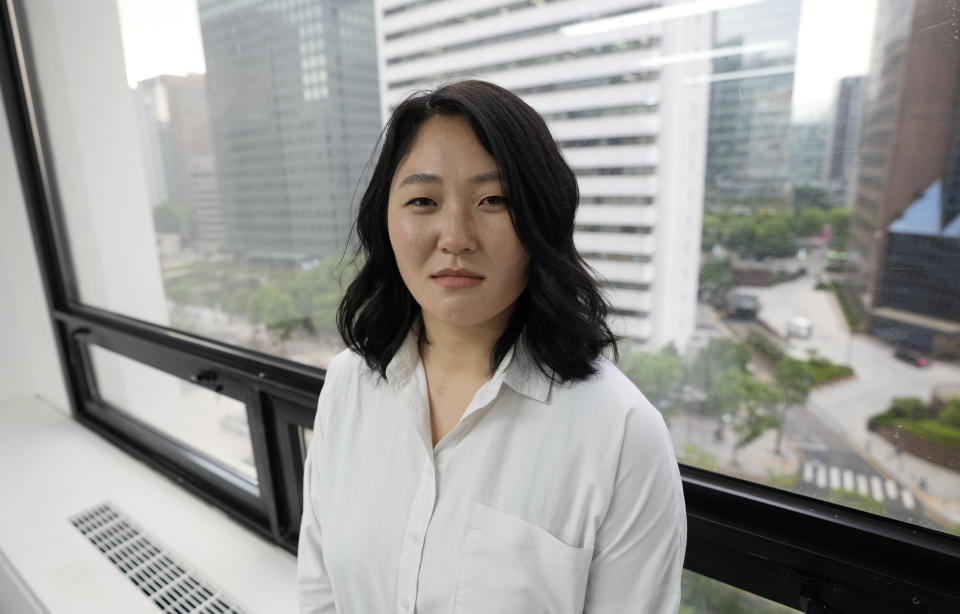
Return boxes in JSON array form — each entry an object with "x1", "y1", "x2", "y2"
[{"x1": 337, "y1": 80, "x2": 617, "y2": 382}]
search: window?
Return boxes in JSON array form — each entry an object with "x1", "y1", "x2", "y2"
[{"x1": 3, "y1": 0, "x2": 958, "y2": 611}]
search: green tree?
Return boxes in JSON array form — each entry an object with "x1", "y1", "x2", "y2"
[
  {"x1": 827, "y1": 207, "x2": 851, "y2": 251},
  {"x1": 727, "y1": 216, "x2": 757, "y2": 255},
  {"x1": 152, "y1": 202, "x2": 198, "y2": 243},
  {"x1": 793, "y1": 185, "x2": 831, "y2": 212},
  {"x1": 701, "y1": 213, "x2": 731, "y2": 251},
  {"x1": 689, "y1": 338, "x2": 751, "y2": 391},
  {"x1": 753, "y1": 217, "x2": 795, "y2": 258},
  {"x1": 773, "y1": 356, "x2": 811, "y2": 453},
  {"x1": 310, "y1": 290, "x2": 341, "y2": 334},
  {"x1": 795, "y1": 207, "x2": 827, "y2": 237},
  {"x1": 623, "y1": 349, "x2": 684, "y2": 405},
  {"x1": 733, "y1": 375, "x2": 784, "y2": 451},
  {"x1": 227, "y1": 287, "x2": 254, "y2": 317},
  {"x1": 260, "y1": 287, "x2": 301, "y2": 341},
  {"x1": 705, "y1": 368, "x2": 745, "y2": 419},
  {"x1": 153, "y1": 203, "x2": 180, "y2": 233},
  {"x1": 164, "y1": 278, "x2": 192, "y2": 304},
  {"x1": 699, "y1": 257, "x2": 732, "y2": 300}
]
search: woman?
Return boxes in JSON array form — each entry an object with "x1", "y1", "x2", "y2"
[{"x1": 298, "y1": 80, "x2": 686, "y2": 613}]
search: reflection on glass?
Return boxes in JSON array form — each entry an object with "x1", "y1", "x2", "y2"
[
  {"x1": 90, "y1": 345, "x2": 257, "y2": 482},
  {"x1": 299, "y1": 427, "x2": 314, "y2": 465},
  {"x1": 680, "y1": 569, "x2": 798, "y2": 613},
  {"x1": 22, "y1": 0, "x2": 960, "y2": 532}
]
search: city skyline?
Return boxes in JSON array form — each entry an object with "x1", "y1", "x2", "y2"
[{"x1": 116, "y1": 0, "x2": 877, "y2": 122}]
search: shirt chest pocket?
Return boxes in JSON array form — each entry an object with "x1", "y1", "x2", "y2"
[{"x1": 451, "y1": 502, "x2": 593, "y2": 614}]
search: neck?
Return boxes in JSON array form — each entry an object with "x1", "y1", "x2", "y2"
[{"x1": 419, "y1": 311, "x2": 512, "y2": 378}]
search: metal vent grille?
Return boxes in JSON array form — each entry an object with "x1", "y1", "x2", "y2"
[{"x1": 70, "y1": 503, "x2": 248, "y2": 614}]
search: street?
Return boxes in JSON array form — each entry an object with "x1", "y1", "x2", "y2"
[{"x1": 673, "y1": 254, "x2": 960, "y2": 529}]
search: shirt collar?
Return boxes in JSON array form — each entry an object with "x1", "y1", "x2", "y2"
[{"x1": 384, "y1": 327, "x2": 552, "y2": 404}]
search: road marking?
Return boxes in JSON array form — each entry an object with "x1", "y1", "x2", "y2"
[
  {"x1": 901, "y1": 490, "x2": 916, "y2": 510},
  {"x1": 803, "y1": 462, "x2": 814, "y2": 483},
  {"x1": 829, "y1": 466, "x2": 841, "y2": 489},
  {"x1": 816, "y1": 464, "x2": 828, "y2": 489},
  {"x1": 870, "y1": 476, "x2": 885, "y2": 501},
  {"x1": 842, "y1": 469, "x2": 854, "y2": 491},
  {"x1": 884, "y1": 479, "x2": 898, "y2": 499},
  {"x1": 856, "y1": 474, "x2": 869, "y2": 496}
]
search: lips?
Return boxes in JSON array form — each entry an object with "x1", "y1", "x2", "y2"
[
  {"x1": 431, "y1": 268, "x2": 484, "y2": 289},
  {"x1": 432, "y1": 268, "x2": 484, "y2": 279}
]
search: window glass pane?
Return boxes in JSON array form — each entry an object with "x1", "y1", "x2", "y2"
[
  {"x1": 23, "y1": 0, "x2": 377, "y2": 369},
  {"x1": 90, "y1": 345, "x2": 258, "y2": 482},
  {"x1": 21, "y1": 0, "x2": 960, "y2": 533},
  {"x1": 681, "y1": 569, "x2": 798, "y2": 613},
  {"x1": 299, "y1": 426, "x2": 313, "y2": 465}
]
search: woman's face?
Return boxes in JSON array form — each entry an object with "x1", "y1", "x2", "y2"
[{"x1": 387, "y1": 115, "x2": 530, "y2": 332}]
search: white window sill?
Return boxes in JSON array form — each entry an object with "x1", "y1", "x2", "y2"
[{"x1": 0, "y1": 396, "x2": 298, "y2": 614}]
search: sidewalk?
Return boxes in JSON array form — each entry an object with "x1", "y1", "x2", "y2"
[
  {"x1": 737, "y1": 272, "x2": 960, "y2": 526},
  {"x1": 669, "y1": 403, "x2": 960, "y2": 526},
  {"x1": 668, "y1": 413, "x2": 800, "y2": 484},
  {"x1": 808, "y1": 384, "x2": 960, "y2": 525}
]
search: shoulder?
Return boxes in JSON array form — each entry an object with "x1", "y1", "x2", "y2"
[
  {"x1": 553, "y1": 357, "x2": 661, "y2": 428},
  {"x1": 314, "y1": 348, "x2": 374, "y2": 431},
  {"x1": 324, "y1": 347, "x2": 365, "y2": 383}
]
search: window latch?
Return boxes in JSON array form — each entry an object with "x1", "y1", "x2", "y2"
[{"x1": 189, "y1": 369, "x2": 222, "y2": 392}]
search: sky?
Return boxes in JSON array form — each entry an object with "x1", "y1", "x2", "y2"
[
  {"x1": 792, "y1": 0, "x2": 877, "y2": 122},
  {"x1": 116, "y1": 0, "x2": 878, "y2": 123}
]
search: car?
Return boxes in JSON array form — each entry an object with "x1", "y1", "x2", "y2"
[
  {"x1": 894, "y1": 346, "x2": 931, "y2": 367},
  {"x1": 725, "y1": 292, "x2": 759, "y2": 320},
  {"x1": 787, "y1": 316, "x2": 813, "y2": 339}
]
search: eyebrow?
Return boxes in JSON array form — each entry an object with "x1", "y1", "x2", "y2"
[{"x1": 397, "y1": 170, "x2": 500, "y2": 187}]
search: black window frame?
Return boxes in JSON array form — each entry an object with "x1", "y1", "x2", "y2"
[{"x1": 2, "y1": 2, "x2": 958, "y2": 611}]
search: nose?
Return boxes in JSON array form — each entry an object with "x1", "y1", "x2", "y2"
[{"x1": 437, "y1": 205, "x2": 478, "y2": 255}]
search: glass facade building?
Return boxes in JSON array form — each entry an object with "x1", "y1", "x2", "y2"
[{"x1": 197, "y1": 0, "x2": 381, "y2": 261}]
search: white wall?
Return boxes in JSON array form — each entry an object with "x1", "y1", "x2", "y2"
[{"x1": 0, "y1": 92, "x2": 69, "y2": 413}]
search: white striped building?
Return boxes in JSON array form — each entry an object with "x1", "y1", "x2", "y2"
[{"x1": 375, "y1": 0, "x2": 715, "y2": 349}]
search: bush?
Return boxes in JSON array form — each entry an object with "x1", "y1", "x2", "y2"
[
  {"x1": 678, "y1": 443, "x2": 718, "y2": 471},
  {"x1": 829, "y1": 489, "x2": 886, "y2": 516},
  {"x1": 899, "y1": 420, "x2": 960, "y2": 451},
  {"x1": 887, "y1": 397, "x2": 933, "y2": 420},
  {"x1": 828, "y1": 283, "x2": 864, "y2": 332},
  {"x1": 746, "y1": 330, "x2": 784, "y2": 363},
  {"x1": 765, "y1": 470, "x2": 799, "y2": 490},
  {"x1": 939, "y1": 398, "x2": 960, "y2": 429},
  {"x1": 869, "y1": 398, "x2": 960, "y2": 452},
  {"x1": 804, "y1": 358, "x2": 853, "y2": 385}
]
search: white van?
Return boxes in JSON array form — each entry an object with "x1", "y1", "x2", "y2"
[{"x1": 787, "y1": 316, "x2": 813, "y2": 339}]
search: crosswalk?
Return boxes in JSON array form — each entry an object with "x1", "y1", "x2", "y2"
[{"x1": 801, "y1": 461, "x2": 916, "y2": 510}]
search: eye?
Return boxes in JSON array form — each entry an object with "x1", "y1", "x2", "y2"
[
  {"x1": 479, "y1": 195, "x2": 507, "y2": 207},
  {"x1": 407, "y1": 197, "x2": 437, "y2": 208}
]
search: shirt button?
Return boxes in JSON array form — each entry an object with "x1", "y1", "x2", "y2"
[
  {"x1": 402, "y1": 599, "x2": 411, "y2": 610},
  {"x1": 409, "y1": 531, "x2": 420, "y2": 544}
]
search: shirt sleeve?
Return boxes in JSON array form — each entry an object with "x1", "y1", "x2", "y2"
[
  {"x1": 582, "y1": 409, "x2": 687, "y2": 614},
  {"x1": 296, "y1": 358, "x2": 343, "y2": 614}
]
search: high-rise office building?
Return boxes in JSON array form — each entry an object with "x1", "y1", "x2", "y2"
[
  {"x1": 825, "y1": 76, "x2": 864, "y2": 204},
  {"x1": 378, "y1": 0, "x2": 717, "y2": 349},
  {"x1": 849, "y1": 0, "x2": 959, "y2": 303},
  {"x1": 133, "y1": 74, "x2": 225, "y2": 250},
  {"x1": 133, "y1": 80, "x2": 172, "y2": 208},
  {"x1": 789, "y1": 121, "x2": 829, "y2": 191},
  {"x1": 197, "y1": 0, "x2": 381, "y2": 262},
  {"x1": 703, "y1": 0, "x2": 801, "y2": 212}
]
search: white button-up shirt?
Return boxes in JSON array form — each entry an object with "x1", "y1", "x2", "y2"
[{"x1": 297, "y1": 332, "x2": 686, "y2": 613}]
